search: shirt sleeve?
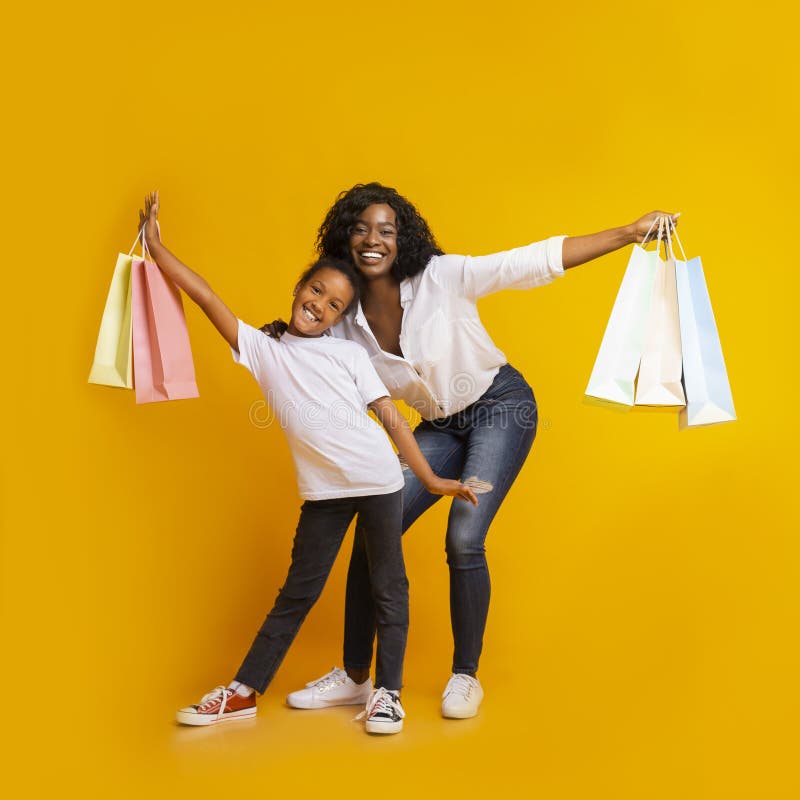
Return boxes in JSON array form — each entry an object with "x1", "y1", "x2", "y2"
[
  {"x1": 351, "y1": 345, "x2": 392, "y2": 406},
  {"x1": 231, "y1": 319, "x2": 269, "y2": 381},
  {"x1": 427, "y1": 235, "x2": 567, "y2": 301}
]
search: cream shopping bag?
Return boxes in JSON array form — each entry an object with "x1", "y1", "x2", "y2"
[{"x1": 635, "y1": 217, "x2": 686, "y2": 405}]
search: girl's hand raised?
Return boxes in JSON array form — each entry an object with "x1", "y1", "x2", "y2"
[
  {"x1": 425, "y1": 476, "x2": 478, "y2": 506},
  {"x1": 138, "y1": 191, "x2": 161, "y2": 250},
  {"x1": 630, "y1": 210, "x2": 680, "y2": 244}
]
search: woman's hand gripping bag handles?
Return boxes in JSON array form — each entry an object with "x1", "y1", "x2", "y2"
[
  {"x1": 584, "y1": 217, "x2": 663, "y2": 406},
  {"x1": 671, "y1": 222, "x2": 736, "y2": 427},
  {"x1": 634, "y1": 216, "x2": 686, "y2": 406},
  {"x1": 130, "y1": 230, "x2": 200, "y2": 404},
  {"x1": 88, "y1": 234, "x2": 138, "y2": 388}
]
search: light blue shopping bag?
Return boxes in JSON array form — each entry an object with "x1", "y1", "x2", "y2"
[{"x1": 673, "y1": 227, "x2": 736, "y2": 427}]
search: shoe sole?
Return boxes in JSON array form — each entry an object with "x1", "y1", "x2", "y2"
[
  {"x1": 365, "y1": 720, "x2": 403, "y2": 734},
  {"x1": 441, "y1": 708, "x2": 478, "y2": 719},
  {"x1": 286, "y1": 694, "x2": 371, "y2": 709},
  {"x1": 176, "y1": 707, "x2": 257, "y2": 726}
]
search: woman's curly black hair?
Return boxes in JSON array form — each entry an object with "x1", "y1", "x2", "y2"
[{"x1": 316, "y1": 182, "x2": 443, "y2": 281}]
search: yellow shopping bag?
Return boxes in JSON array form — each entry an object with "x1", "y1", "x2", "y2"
[{"x1": 87, "y1": 234, "x2": 138, "y2": 389}]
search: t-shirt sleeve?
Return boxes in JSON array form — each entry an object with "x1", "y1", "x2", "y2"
[
  {"x1": 231, "y1": 319, "x2": 270, "y2": 381},
  {"x1": 351, "y1": 345, "x2": 392, "y2": 406},
  {"x1": 428, "y1": 236, "x2": 567, "y2": 301}
]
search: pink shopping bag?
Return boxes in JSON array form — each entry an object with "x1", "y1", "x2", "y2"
[{"x1": 131, "y1": 246, "x2": 199, "y2": 404}]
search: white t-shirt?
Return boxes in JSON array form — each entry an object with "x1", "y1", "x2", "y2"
[{"x1": 232, "y1": 320, "x2": 403, "y2": 501}]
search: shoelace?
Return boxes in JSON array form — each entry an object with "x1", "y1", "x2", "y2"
[
  {"x1": 443, "y1": 674, "x2": 474, "y2": 700},
  {"x1": 355, "y1": 688, "x2": 405, "y2": 722},
  {"x1": 305, "y1": 667, "x2": 347, "y2": 690},
  {"x1": 196, "y1": 686, "x2": 231, "y2": 719}
]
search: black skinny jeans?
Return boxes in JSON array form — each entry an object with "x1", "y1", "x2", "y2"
[{"x1": 235, "y1": 489, "x2": 407, "y2": 692}]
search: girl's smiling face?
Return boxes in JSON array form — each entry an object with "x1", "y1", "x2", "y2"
[
  {"x1": 287, "y1": 266, "x2": 355, "y2": 337},
  {"x1": 349, "y1": 203, "x2": 399, "y2": 278}
]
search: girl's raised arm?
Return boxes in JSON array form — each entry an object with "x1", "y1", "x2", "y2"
[{"x1": 139, "y1": 191, "x2": 239, "y2": 350}]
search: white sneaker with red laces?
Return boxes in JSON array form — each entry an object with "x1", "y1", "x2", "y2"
[
  {"x1": 286, "y1": 667, "x2": 373, "y2": 709},
  {"x1": 176, "y1": 686, "x2": 256, "y2": 726},
  {"x1": 441, "y1": 674, "x2": 483, "y2": 719}
]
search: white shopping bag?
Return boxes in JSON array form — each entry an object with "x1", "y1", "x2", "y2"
[{"x1": 585, "y1": 219, "x2": 662, "y2": 406}]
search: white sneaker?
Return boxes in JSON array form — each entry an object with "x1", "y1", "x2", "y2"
[
  {"x1": 358, "y1": 687, "x2": 405, "y2": 734},
  {"x1": 441, "y1": 673, "x2": 483, "y2": 719},
  {"x1": 286, "y1": 667, "x2": 373, "y2": 709}
]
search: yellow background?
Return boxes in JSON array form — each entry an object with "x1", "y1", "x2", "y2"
[{"x1": 2, "y1": 1, "x2": 798, "y2": 797}]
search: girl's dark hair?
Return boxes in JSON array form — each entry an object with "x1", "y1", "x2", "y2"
[
  {"x1": 296, "y1": 255, "x2": 361, "y2": 313},
  {"x1": 316, "y1": 182, "x2": 443, "y2": 281}
]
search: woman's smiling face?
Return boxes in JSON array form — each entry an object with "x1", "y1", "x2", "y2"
[{"x1": 349, "y1": 203, "x2": 398, "y2": 279}]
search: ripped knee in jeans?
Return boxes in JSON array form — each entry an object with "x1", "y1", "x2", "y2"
[
  {"x1": 462, "y1": 476, "x2": 493, "y2": 494},
  {"x1": 398, "y1": 454, "x2": 494, "y2": 496}
]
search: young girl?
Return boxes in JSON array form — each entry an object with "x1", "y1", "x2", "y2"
[{"x1": 136, "y1": 192, "x2": 477, "y2": 734}]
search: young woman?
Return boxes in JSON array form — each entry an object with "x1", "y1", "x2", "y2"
[{"x1": 266, "y1": 183, "x2": 678, "y2": 719}]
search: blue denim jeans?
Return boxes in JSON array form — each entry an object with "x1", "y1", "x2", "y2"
[
  {"x1": 236, "y1": 490, "x2": 407, "y2": 692},
  {"x1": 344, "y1": 364, "x2": 537, "y2": 676}
]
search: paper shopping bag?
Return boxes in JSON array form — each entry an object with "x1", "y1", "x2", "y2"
[
  {"x1": 88, "y1": 247, "x2": 135, "y2": 389},
  {"x1": 585, "y1": 243, "x2": 659, "y2": 406},
  {"x1": 634, "y1": 252, "x2": 685, "y2": 406},
  {"x1": 131, "y1": 256, "x2": 199, "y2": 404},
  {"x1": 675, "y1": 254, "x2": 736, "y2": 427}
]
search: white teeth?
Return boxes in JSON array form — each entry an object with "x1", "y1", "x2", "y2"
[
  {"x1": 302, "y1": 306, "x2": 318, "y2": 322},
  {"x1": 361, "y1": 252, "x2": 383, "y2": 259}
]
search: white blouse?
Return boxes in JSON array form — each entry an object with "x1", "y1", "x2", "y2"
[{"x1": 329, "y1": 236, "x2": 567, "y2": 420}]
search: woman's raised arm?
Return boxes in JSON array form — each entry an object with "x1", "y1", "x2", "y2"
[{"x1": 561, "y1": 210, "x2": 679, "y2": 269}]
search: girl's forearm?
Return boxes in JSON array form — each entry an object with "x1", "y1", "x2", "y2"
[
  {"x1": 562, "y1": 225, "x2": 636, "y2": 270},
  {"x1": 146, "y1": 239, "x2": 214, "y2": 308},
  {"x1": 391, "y1": 422, "x2": 436, "y2": 489},
  {"x1": 374, "y1": 402, "x2": 436, "y2": 488}
]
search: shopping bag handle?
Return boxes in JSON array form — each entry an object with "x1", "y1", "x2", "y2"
[
  {"x1": 127, "y1": 230, "x2": 142, "y2": 256},
  {"x1": 655, "y1": 214, "x2": 666, "y2": 259},
  {"x1": 129, "y1": 221, "x2": 161, "y2": 260},
  {"x1": 663, "y1": 216, "x2": 687, "y2": 261},
  {"x1": 641, "y1": 215, "x2": 668, "y2": 258},
  {"x1": 641, "y1": 216, "x2": 660, "y2": 246},
  {"x1": 664, "y1": 216, "x2": 688, "y2": 261}
]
